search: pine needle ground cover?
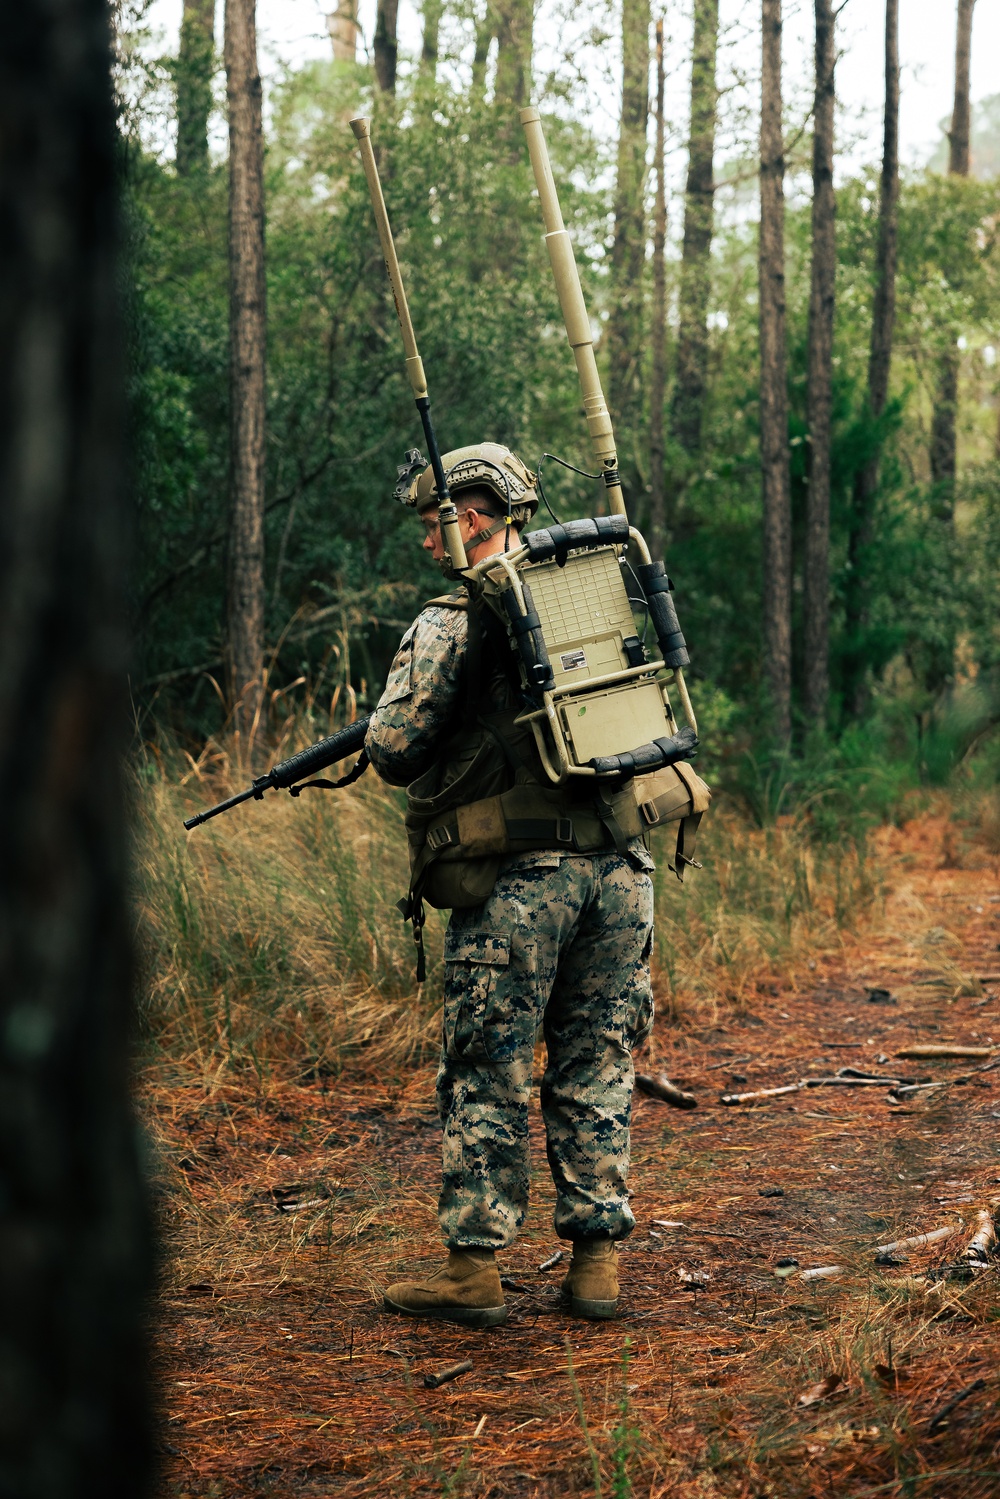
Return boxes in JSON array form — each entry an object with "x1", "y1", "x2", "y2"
[{"x1": 140, "y1": 787, "x2": 1000, "y2": 1498}]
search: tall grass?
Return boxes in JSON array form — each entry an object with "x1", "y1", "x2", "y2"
[{"x1": 134, "y1": 724, "x2": 891, "y2": 1079}]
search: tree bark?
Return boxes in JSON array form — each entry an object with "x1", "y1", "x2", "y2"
[
  {"x1": 930, "y1": 0, "x2": 976, "y2": 508},
  {"x1": 176, "y1": 0, "x2": 215, "y2": 176},
  {"x1": 0, "y1": 1, "x2": 152, "y2": 1493},
  {"x1": 803, "y1": 0, "x2": 836, "y2": 727},
  {"x1": 670, "y1": 0, "x2": 718, "y2": 456},
  {"x1": 420, "y1": 0, "x2": 443, "y2": 77},
  {"x1": 845, "y1": 0, "x2": 898, "y2": 716},
  {"x1": 648, "y1": 18, "x2": 667, "y2": 560},
  {"x1": 494, "y1": 0, "x2": 533, "y2": 107},
  {"x1": 472, "y1": 9, "x2": 496, "y2": 95},
  {"x1": 225, "y1": 0, "x2": 266, "y2": 744},
  {"x1": 327, "y1": 0, "x2": 360, "y2": 63},
  {"x1": 374, "y1": 0, "x2": 400, "y2": 94},
  {"x1": 607, "y1": 0, "x2": 650, "y2": 481},
  {"x1": 759, "y1": 0, "x2": 792, "y2": 743}
]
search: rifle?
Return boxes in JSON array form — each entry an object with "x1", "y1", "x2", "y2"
[{"x1": 182, "y1": 717, "x2": 371, "y2": 831}]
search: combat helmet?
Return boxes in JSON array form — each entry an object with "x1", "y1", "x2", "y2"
[{"x1": 395, "y1": 442, "x2": 538, "y2": 528}]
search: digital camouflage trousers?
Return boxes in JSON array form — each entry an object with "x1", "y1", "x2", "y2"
[{"x1": 435, "y1": 846, "x2": 655, "y2": 1249}]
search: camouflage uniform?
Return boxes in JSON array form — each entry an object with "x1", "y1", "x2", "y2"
[{"x1": 367, "y1": 604, "x2": 655, "y2": 1250}]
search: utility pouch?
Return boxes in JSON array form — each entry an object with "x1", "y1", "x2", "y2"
[{"x1": 633, "y1": 760, "x2": 712, "y2": 880}]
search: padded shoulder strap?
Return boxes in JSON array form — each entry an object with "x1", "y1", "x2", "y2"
[{"x1": 425, "y1": 589, "x2": 470, "y2": 611}]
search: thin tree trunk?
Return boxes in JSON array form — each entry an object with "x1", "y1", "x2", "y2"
[
  {"x1": 803, "y1": 0, "x2": 836, "y2": 727},
  {"x1": 845, "y1": 0, "x2": 898, "y2": 716},
  {"x1": 930, "y1": 0, "x2": 976, "y2": 508},
  {"x1": 420, "y1": 0, "x2": 443, "y2": 77},
  {"x1": 607, "y1": 0, "x2": 650, "y2": 482},
  {"x1": 670, "y1": 0, "x2": 718, "y2": 456},
  {"x1": 472, "y1": 9, "x2": 496, "y2": 94},
  {"x1": 225, "y1": 0, "x2": 266, "y2": 744},
  {"x1": 759, "y1": 0, "x2": 792, "y2": 743},
  {"x1": 494, "y1": 0, "x2": 533, "y2": 106},
  {"x1": 328, "y1": 0, "x2": 360, "y2": 62},
  {"x1": 374, "y1": 0, "x2": 400, "y2": 93},
  {"x1": 649, "y1": 17, "x2": 668, "y2": 560},
  {"x1": 0, "y1": 0, "x2": 151, "y2": 1490},
  {"x1": 176, "y1": 0, "x2": 215, "y2": 175}
]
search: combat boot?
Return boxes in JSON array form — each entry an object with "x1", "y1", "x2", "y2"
[
  {"x1": 384, "y1": 1249, "x2": 508, "y2": 1328},
  {"x1": 559, "y1": 1238, "x2": 619, "y2": 1319}
]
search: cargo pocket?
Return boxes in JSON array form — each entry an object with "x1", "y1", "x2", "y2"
[
  {"x1": 442, "y1": 930, "x2": 512, "y2": 1062},
  {"x1": 624, "y1": 987, "x2": 654, "y2": 1051}
]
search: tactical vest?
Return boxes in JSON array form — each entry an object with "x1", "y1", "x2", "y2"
[{"x1": 402, "y1": 593, "x2": 710, "y2": 919}]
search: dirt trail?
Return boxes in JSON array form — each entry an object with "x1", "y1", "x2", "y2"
[{"x1": 151, "y1": 814, "x2": 999, "y2": 1497}]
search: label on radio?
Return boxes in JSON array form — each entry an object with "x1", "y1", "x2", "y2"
[{"x1": 559, "y1": 648, "x2": 588, "y2": 672}]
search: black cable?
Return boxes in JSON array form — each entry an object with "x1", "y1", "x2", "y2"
[{"x1": 534, "y1": 452, "x2": 605, "y2": 528}]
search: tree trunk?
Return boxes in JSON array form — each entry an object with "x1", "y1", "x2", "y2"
[
  {"x1": 759, "y1": 0, "x2": 792, "y2": 744},
  {"x1": 803, "y1": 0, "x2": 836, "y2": 727},
  {"x1": 845, "y1": 0, "x2": 898, "y2": 716},
  {"x1": 670, "y1": 0, "x2": 718, "y2": 456},
  {"x1": 327, "y1": 0, "x2": 360, "y2": 62},
  {"x1": 948, "y1": 0, "x2": 975, "y2": 176},
  {"x1": 607, "y1": 0, "x2": 650, "y2": 486},
  {"x1": 176, "y1": 0, "x2": 215, "y2": 175},
  {"x1": 494, "y1": 0, "x2": 533, "y2": 107},
  {"x1": 648, "y1": 17, "x2": 667, "y2": 560},
  {"x1": 374, "y1": 0, "x2": 400, "y2": 93},
  {"x1": 930, "y1": 0, "x2": 976, "y2": 508},
  {"x1": 0, "y1": 0, "x2": 152, "y2": 1492},
  {"x1": 420, "y1": 0, "x2": 443, "y2": 77},
  {"x1": 225, "y1": 0, "x2": 266, "y2": 745},
  {"x1": 472, "y1": 9, "x2": 496, "y2": 95}
]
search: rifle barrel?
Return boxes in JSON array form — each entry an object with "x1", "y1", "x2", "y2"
[{"x1": 182, "y1": 716, "x2": 372, "y2": 831}]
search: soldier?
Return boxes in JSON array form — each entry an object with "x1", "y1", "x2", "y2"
[{"x1": 365, "y1": 442, "x2": 655, "y2": 1327}]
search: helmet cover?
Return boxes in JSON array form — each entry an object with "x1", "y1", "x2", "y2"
[{"x1": 396, "y1": 442, "x2": 538, "y2": 522}]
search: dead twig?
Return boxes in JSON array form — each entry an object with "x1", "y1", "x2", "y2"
[
  {"x1": 538, "y1": 1249, "x2": 565, "y2": 1272},
  {"x1": 927, "y1": 1377, "x2": 987, "y2": 1434},
  {"x1": 423, "y1": 1358, "x2": 473, "y2": 1390}
]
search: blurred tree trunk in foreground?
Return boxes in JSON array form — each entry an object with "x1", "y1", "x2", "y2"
[
  {"x1": 759, "y1": 0, "x2": 792, "y2": 744},
  {"x1": 803, "y1": 0, "x2": 836, "y2": 727},
  {"x1": 607, "y1": 0, "x2": 650, "y2": 501},
  {"x1": 374, "y1": 0, "x2": 400, "y2": 93},
  {"x1": 176, "y1": 0, "x2": 215, "y2": 175},
  {"x1": 670, "y1": 0, "x2": 718, "y2": 459},
  {"x1": 225, "y1": 0, "x2": 266, "y2": 746},
  {"x1": 0, "y1": 1, "x2": 152, "y2": 1494},
  {"x1": 929, "y1": 0, "x2": 976, "y2": 511},
  {"x1": 845, "y1": 0, "x2": 898, "y2": 717},
  {"x1": 648, "y1": 17, "x2": 668, "y2": 560}
]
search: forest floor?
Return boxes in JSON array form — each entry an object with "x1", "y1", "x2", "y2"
[{"x1": 147, "y1": 811, "x2": 1000, "y2": 1499}]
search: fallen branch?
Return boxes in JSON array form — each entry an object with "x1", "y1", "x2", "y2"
[
  {"x1": 961, "y1": 1206, "x2": 997, "y2": 1268},
  {"x1": 423, "y1": 1358, "x2": 473, "y2": 1390},
  {"x1": 538, "y1": 1249, "x2": 565, "y2": 1272},
  {"x1": 895, "y1": 1044, "x2": 996, "y2": 1060},
  {"x1": 721, "y1": 1083, "x2": 802, "y2": 1105},
  {"x1": 636, "y1": 1073, "x2": 697, "y2": 1109},
  {"x1": 875, "y1": 1225, "x2": 958, "y2": 1261},
  {"x1": 927, "y1": 1377, "x2": 986, "y2": 1435},
  {"x1": 799, "y1": 1264, "x2": 844, "y2": 1282}
]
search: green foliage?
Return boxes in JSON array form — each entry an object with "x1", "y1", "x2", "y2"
[{"x1": 121, "y1": 17, "x2": 1000, "y2": 779}]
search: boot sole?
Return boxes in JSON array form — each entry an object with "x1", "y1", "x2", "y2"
[
  {"x1": 383, "y1": 1295, "x2": 508, "y2": 1328},
  {"x1": 561, "y1": 1292, "x2": 619, "y2": 1320}
]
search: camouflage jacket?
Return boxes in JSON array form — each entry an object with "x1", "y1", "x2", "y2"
[{"x1": 366, "y1": 600, "x2": 505, "y2": 787}]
